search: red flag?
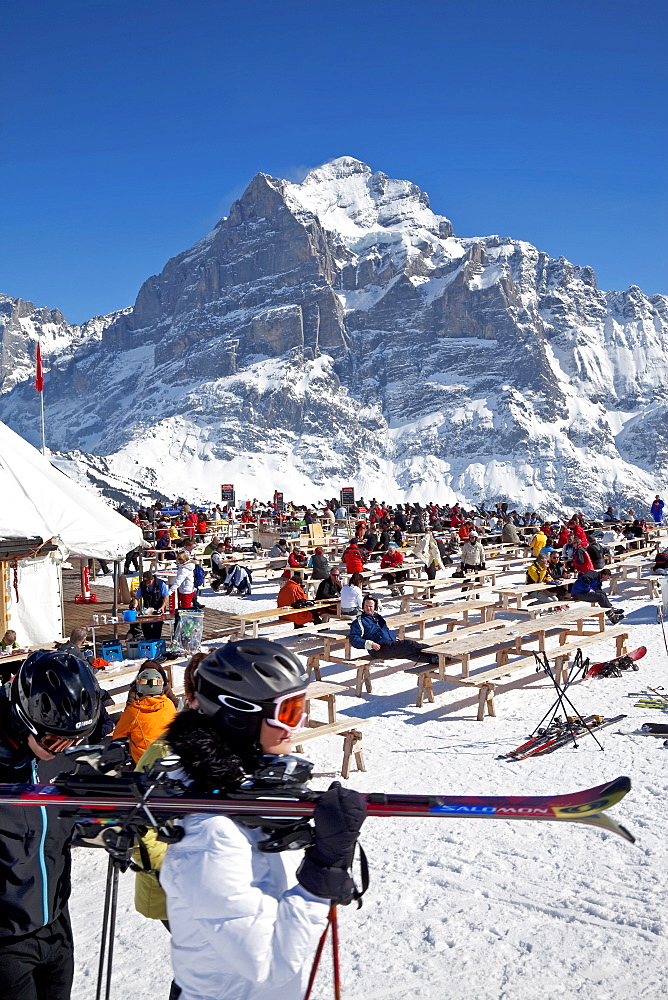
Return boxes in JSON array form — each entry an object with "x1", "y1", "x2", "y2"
[{"x1": 35, "y1": 342, "x2": 44, "y2": 392}]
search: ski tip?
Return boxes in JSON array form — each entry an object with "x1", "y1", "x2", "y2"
[
  {"x1": 602, "y1": 775, "x2": 631, "y2": 796},
  {"x1": 568, "y1": 811, "x2": 636, "y2": 844}
]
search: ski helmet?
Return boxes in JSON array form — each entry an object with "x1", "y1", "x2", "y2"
[
  {"x1": 11, "y1": 650, "x2": 101, "y2": 739},
  {"x1": 195, "y1": 638, "x2": 308, "y2": 744}
]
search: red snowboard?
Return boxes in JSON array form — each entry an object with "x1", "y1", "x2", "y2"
[{"x1": 585, "y1": 646, "x2": 647, "y2": 679}]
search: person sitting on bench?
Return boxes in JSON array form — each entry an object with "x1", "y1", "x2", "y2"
[
  {"x1": 570, "y1": 568, "x2": 624, "y2": 623},
  {"x1": 350, "y1": 595, "x2": 437, "y2": 663}
]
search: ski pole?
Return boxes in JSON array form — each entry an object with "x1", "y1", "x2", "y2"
[
  {"x1": 331, "y1": 904, "x2": 342, "y2": 1000},
  {"x1": 95, "y1": 856, "x2": 114, "y2": 1000},
  {"x1": 657, "y1": 605, "x2": 668, "y2": 656},
  {"x1": 303, "y1": 907, "x2": 333, "y2": 1000}
]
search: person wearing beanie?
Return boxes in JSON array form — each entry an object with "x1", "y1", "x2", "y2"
[
  {"x1": 460, "y1": 532, "x2": 486, "y2": 574},
  {"x1": 112, "y1": 661, "x2": 177, "y2": 764}
]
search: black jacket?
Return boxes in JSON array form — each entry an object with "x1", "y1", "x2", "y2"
[
  {"x1": 0, "y1": 691, "x2": 74, "y2": 938},
  {"x1": 315, "y1": 578, "x2": 342, "y2": 601}
]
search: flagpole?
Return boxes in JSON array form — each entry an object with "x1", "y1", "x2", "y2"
[
  {"x1": 35, "y1": 339, "x2": 46, "y2": 455},
  {"x1": 40, "y1": 386, "x2": 46, "y2": 455}
]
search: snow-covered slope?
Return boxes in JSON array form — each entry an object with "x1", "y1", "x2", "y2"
[{"x1": 1, "y1": 158, "x2": 666, "y2": 509}]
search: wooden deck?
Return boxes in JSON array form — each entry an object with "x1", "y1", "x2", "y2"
[{"x1": 61, "y1": 570, "x2": 237, "y2": 645}]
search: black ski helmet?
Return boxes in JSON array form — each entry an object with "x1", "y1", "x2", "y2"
[
  {"x1": 11, "y1": 650, "x2": 101, "y2": 739},
  {"x1": 195, "y1": 639, "x2": 308, "y2": 744}
]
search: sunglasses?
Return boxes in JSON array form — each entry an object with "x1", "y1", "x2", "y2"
[{"x1": 38, "y1": 733, "x2": 85, "y2": 754}]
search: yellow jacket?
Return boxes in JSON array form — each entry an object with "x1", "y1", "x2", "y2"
[
  {"x1": 132, "y1": 735, "x2": 171, "y2": 920},
  {"x1": 529, "y1": 532, "x2": 547, "y2": 557},
  {"x1": 526, "y1": 560, "x2": 549, "y2": 585}
]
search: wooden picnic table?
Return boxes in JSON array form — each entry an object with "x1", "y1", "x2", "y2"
[
  {"x1": 226, "y1": 600, "x2": 340, "y2": 637},
  {"x1": 429, "y1": 605, "x2": 608, "y2": 678},
  {"x1": 309, "y1": 598, "x2": 498, "y2": 668},
  {"x1": 493, "y1": 582, "x2": 560, "y2": 611}
]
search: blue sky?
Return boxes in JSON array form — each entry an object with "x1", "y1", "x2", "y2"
[{"x1": 1, "y1": 0, "x2": 665, "y2": 323}]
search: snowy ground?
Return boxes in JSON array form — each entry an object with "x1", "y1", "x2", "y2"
[{"x1": 69, "y1": 566, "x2": 668, "y2": 1000}]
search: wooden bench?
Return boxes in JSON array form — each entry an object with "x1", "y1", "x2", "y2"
[
  {"x1": 307, "y1": 599, "x2": 498, "y2": 682},
  {"x1": 294, "y1": 719, "x2": 369, "y2": 778},
  {"x1": 406, "y1": 626, "x2": 629, "y2": 718},
  {"x1": 429, "y1": 605, "x2": 608, "y2": 679},
  {"x1": 494, "y1": 582, "x2": 561, "y2": 611},
  {"x1": 226, "y1": 600, "x2": 340, "y2": 637}
]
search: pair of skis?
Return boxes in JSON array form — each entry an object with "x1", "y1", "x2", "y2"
[
  {"x1": 498, "y1": 714, "x2": 626, "y2": 761},
  {"x1": 0, "y1": 771, "x2": 635, "y2": 843},
  {"x1": 629, "y1": 686, "x2": 668, "y2": 710}
]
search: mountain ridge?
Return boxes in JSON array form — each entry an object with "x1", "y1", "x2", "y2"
[{"x1": 1, "y1": 156, "x2": 666, "y2": 510}]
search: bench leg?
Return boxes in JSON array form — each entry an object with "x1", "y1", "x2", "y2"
[
  {"x1": 615, "y1": 634, "x2": 628, "y2": 657},
  {"x1": 307, "y1": 654, "x2": 322, "y2": 681},
  {"x1": 554, "y1": 656, "x2": 568, "y2": 686},
  {"x1": 416, "y1": 675, "x2": 425, "y2": 708},
  {"x1": 355, "y1": 664, "x2": 372, "y2": 698},
  {"x1": 341, "y1": 731, "x2": 365, "y2": 778},
  {"x1": 477, "y1": 684, "x2": 495, "y2": 721}
]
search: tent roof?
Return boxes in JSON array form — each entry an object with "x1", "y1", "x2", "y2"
[{"x1": 0, "y1": 422, "x2": 143, "y2": 561}]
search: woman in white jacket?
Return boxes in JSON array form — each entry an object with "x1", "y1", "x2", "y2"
[
  {"x1": 160, "y1": 639, "x2": 365, "y2": 1000},
  {"x1": 168, "y1": 552, "x2": 196, "y2": 609}
]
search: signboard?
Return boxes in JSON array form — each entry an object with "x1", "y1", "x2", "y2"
[
  {"x1": 340, "y1": 487, "x2": 355, "y2": 509},
  {"x1": 273, "y1": 491, "x2": 284, "y2": 512},
  {"x1": 220, "y1": 484, "x2": 235, "y2": 506}
]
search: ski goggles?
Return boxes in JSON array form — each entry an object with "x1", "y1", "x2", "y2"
[
  {"x1": 38, "y1": 733, "x2": 85, "y2": 754},
  {"x1": 217, "y1": 690, "x2": 307, "y2": 735}
]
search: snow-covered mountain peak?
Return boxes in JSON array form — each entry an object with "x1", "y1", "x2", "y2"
[
  {"x1": 1, "y1": 157, "x2": 666, "y2": 511},
  {"x1": 282, "y1": 156, "x2": 453, "y2": 245}
]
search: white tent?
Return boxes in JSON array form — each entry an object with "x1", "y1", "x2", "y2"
[{"x1": 0, "y1": 421, "x2": 143, "y2": 560}]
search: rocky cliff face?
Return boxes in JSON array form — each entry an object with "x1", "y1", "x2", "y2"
[{"x1": 1, "y1": 157, "x2": 666, "y2": 511}]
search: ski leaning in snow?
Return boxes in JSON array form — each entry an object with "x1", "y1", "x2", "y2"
[
  {"x1": 499, "y1": 716, "x2": 626, "y2": 761},
  {"x1": 0, "y1": 772, "x2": 635, "y2": 842},
  {"x1": 585, "y1": 646, "x2": 646, "y2": 678}
]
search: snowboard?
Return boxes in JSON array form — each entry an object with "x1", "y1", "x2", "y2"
[{"x1": 585, "y1": 646, "x2": 646, "y2": 679}]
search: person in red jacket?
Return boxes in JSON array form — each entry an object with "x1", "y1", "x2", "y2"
[
  {"x1": 380, "y1": 543, "x2": 407, "y2": 597},
  {"x1": 567, "y1": 519, "x2": 588, "y2": 547},
  {"x1": 342, "y1": 540, "x2": 365, "y2": 574},
  {"x1": 557, "y1": 525, "x2": 571, "y2": 547},
  {"x1": 571, "y1": 540, "x2": 594, "y2": 574}
]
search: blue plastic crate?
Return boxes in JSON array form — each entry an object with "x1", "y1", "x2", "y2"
[
  {"x1": 100, "y1": 641, "x2": 124, "y2": 663},
  {"x1": 136, "y1": 639, "x2": 166, "y2": 659}
]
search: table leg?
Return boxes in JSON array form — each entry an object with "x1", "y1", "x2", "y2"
[{"x1": 326, "y1": 695, "x2": 336, "y2": 724}]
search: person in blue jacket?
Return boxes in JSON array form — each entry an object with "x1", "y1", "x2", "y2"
[
  {"x1": 650, "y1": 495, "x2": 665, "y2": 524},
  {"x1": 570, "y1": 569, "x2": 624, "y2": 623},
  {"x1": 350, "y1": 595, "x2": 438, "y2": 662}
]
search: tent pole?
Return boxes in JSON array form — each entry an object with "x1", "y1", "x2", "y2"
[{"x1": 112, "y1": 562, "x2": 119, "y2": 640}]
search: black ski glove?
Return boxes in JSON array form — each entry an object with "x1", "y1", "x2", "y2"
[{"x1": 297, "y1": 783, "x2": 366, "y2": 905}]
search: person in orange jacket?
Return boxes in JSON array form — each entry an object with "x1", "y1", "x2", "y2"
[
  {"x1": 276, "y1": 571, "x2": 322, "y2": 628},
  {"x1": 113, "y1": 662, "x2": 178, "y2": 764}
]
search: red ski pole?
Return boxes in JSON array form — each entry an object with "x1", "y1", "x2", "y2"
[
  {"x1": 303, "y1": 906, "x2": 333, "y2": 1000},
  {"x1": 331, "y1": 904, "x2": 342, "y2": 1000}
]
